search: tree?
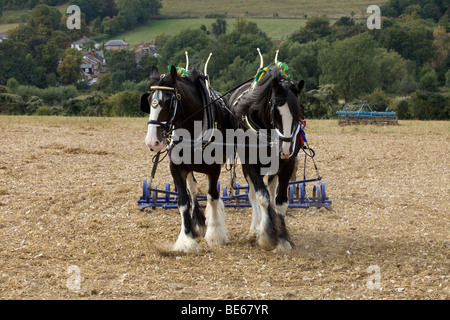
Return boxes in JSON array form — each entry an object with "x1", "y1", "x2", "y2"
[
  {"x1": 0, "y1": 40, "x2": 28, "y2": 84},
  {"x1": 378, "y1": 49, "x2": 416, "y2": 95},
  {"x1": 318, "y1": 33, "x2": 382, "y2": 101},
  {"x1": 116, "y1": 0, "x2": 162, "y2": 29},
  {"x1": 101, "y1": 14, "x2": 127, "y2": 36},
  {"x1": 69, "y1": 0, "x2": 107, "y2": 23},
  {"x1": 446, "y1": 69, "x2": 450, "y2": 87},
  {"x1": 305, "y1": 84, "x2": 339, "y2": 118},
  {"x1": 276, "y1": 39, "x2": 329, "y2": 90},
  {"x1": 211, "y1": 18, "x2": 227, "y2": 38},
  {"x1": 421, "y1": 3, "x2": 441, "y2": 21},
  {"x1": 418, "y1": 70, "x2": 440, "y2": 92},
  {"x1": 364, "y1": 87, "x2": 392, "y2": 112},
  {"x1": 289, "y1": 15, "x2": 332, "y2": 43},
  {"x1": 36, "y1": 41, "x2": 61, "y2": 75},
  {"x1": 221, "y1": 17, "x2": 272, "y2": 64},
  {"x1": 396, "y1": 99, "x2": 412, "y2": 119},
  {"x1": 57, "y1": 48, "x2": 83, "y2": 85},
  {"x1": 305, "y1": 16, "x2": 332, "y2": 38},
  {"x1": 28, "y1": 4, "x2": 63, "y2": 37},
  {"x1": 410, "y1": 90, "x2": 448, "y2": 120},
  {"x1": 157, "y1": 28, "x2": 211, "y2": 68},
  {"x1": 378, "y1": 19, "x2": 436, "y2": 66},
  {"x1": 432, "y1": 25, "x2": 449, "y2": 83},
  {"x1": 106, "y1": 50, "x2": 139, "y2": 82}
]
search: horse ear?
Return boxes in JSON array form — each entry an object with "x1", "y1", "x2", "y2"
[
  {"x1": 140, "y1": 92, "x2": 151, "y2": 114},
  {"x1": 298, "y1": 80, "x2": 305, "y2": 93},
  {"x1": 150, "y1": 66, "x2": 160, "y2": 80},
  {"x1": 169, "y1": 65, "x2": 178, "y2": 83},
  {"x1": 271, "y1": 77, "x2": 280, "y2": 91}
]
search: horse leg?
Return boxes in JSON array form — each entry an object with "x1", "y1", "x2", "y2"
[
  {"x1": 204, "y1": 167, "x2": 228, "y2": 246},
  {"x1": 268, "y1": 175, "x2": 278, "y2": 205},
  {"x1": 245, "y1": 173, "x2": 261, "y2": 241},
  {"x1": 186, "y1": 172, "x2": 206, "y2": 237},
  {"x1": 244, "y1": 167, "x2": 277, "y2": 250},
  {"x1": 276, "y1": 159, "x2": 296, "y2": 217},
  {"x1": 171, "y1": 165, "x2": 200, "y2": 252},
  {"x1": 246, "y1": 167, "x2": 292, "y2": 252},
  {"x1": 289, "y1": 156, "x2": 299, "y2": 182},
  {"x1": 270, "y1": 162, "x2": 296, "y2": 252}
]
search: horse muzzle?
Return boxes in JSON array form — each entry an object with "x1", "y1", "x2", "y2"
[{"x1": 146, "y1": 123, "x2": 167, "y2": 152}]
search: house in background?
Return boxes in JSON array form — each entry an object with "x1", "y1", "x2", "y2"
[
  {"x1": 104, "y1": 39, "x2": 129, "y2": 51},
  {"x1": 0, "y1": 32, "x2": 8, "y2": 43},
  {"x1": 81, "y1": 63, "x2": 94, "y2": 78},
  {"x1": 72, "y1": 37, "x2": 100, "y2": 51},
  {"x1": 81, "y1": 50, "x2": 106, "y2": 80},
  {"x1": 134, "y1": 41, "x2": 158, "y2": 57}
]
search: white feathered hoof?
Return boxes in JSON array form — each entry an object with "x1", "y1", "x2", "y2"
[
  {"x1": 173, "y1": 231, "x2": 200, "y2": 253},
  {"x1": 205, "y1": 226, "x2": 228, "y2": 246},
  {"x1": 273, "y1": 239, "x2": 292, "y2": 253},
  {"x1": 205, "y1": 197, "x2": 228, "y2": 246},
  {"x1": 258, "y1": 230, "x2": 277, "y2": 251}
]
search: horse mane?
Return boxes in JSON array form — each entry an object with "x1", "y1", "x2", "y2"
[{"x1": 234, "y1": 67, "x2": 302, "y2": 125}]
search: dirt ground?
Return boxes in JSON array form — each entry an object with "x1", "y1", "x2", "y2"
[{"x1": 0, "y1": 116, "x2": 448, "y2": 300}]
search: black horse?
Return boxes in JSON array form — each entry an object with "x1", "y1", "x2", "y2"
[
  {"x1": 229, "y1": 66, "x2": 305, "y2": 252},
  {"x1": 141, "y1": 65, "x2": 233, "y2": 252}
]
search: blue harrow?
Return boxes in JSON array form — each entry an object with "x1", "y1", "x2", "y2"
[
  {"x1": 138, "y1": 153, "x2": 333, "y2": 211},
  {"x1": 336, "y1": 101, "x2": 398, "y2": 126}
]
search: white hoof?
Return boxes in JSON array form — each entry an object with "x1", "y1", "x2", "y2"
[
  {"x1": 273, "y1": 239, "x2": 292, "y2": 253},
  {"x1": 173, "y1": 232, "x2": 200, "y2": 253}
]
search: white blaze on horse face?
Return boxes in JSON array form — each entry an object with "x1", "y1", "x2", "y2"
[
  {"x1": 145, "y1": 90, "x2": 166, "y2": 152},
  {"x1": 278, "y1": 103, "x2": 293, "y2": 159}
]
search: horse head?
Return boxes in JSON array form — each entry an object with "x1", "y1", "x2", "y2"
[
  {"x1": 141, "y1": 65, "x2": 181, "y2": 152},
  {"x1": 242, "y1": 66, "x2": 305, "y2": 160},
  {"x1": 269, "y1": 73, "x2": 305, "y2": 159}
]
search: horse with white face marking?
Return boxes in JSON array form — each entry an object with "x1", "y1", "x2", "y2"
[
  {"x1": 140, "y1": 65, "x2": 232, "y2": 252},
  {"x1": 229, "y1": 66, "x2": 306, "y2": 252}
]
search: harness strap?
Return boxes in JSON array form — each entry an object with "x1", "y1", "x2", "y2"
[{"x1": 150, "y1": 86, "x2": 175, "y2": 92}]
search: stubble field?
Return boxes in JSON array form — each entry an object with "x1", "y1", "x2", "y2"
[{"x1": 0, "y1": 116, "x2": 448, "y2": 300}]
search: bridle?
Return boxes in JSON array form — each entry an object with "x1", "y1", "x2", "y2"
[
  {"x1": 146, "y1": 85, "x2": 181, "y2": 138},
  {"x1": 268, "y1": 91, "x2": 303, "y2": 144},
  {"x1": 243, "y1": 85, "x2": 305, "y2": 157}
]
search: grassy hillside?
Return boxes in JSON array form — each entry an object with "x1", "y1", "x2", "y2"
[
  {"x1": 0, "y1": 2, "x2": 68, "y2": 32},
  {"x1": 110, "y1": 18, "x2": 308, "y2": 47},
  {"x1": 109, "y1": 0, "x2": 387, "y2": 46},
  {"x1": 160, "y1": 0, "x2": 386, "y2": 19}
]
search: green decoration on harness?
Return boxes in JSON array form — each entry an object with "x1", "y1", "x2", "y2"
[
  {"x1": 275, "y1": 61, "x2": 293, "y2": 80},
  {"x1": 168, "y1": 66, "x2": 190, "y2": 78},
  {"x1": 255, "y1": 67, "x2": 269, "y2": 83},
  {"x1": 254, "y1": 62, "x2": 293, "y2": 83}
]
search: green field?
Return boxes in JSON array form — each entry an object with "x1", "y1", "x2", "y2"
[
  {"x1": 0, "y1": 23, "x2": 19, "y2": 33},
  {"x1": 0, "y1": 3, "x2": 68, "y2": 33},
  {"x1": 109, "y1": 18, "x2": 308, "y2": 47},
  {"x1": 0, "y1": 0, "x2": 386, "y2": 43},
  {"x1": 160, "y1": 0, "x2": 386, "y2": 19}
]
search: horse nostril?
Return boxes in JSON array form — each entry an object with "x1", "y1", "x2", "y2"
[
  {"x1": 281, "y1": 151, "x2": 290, "y2": 159},
  {"x1": 154, "y1": 141, "x2": 160, "y2": 147}
]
